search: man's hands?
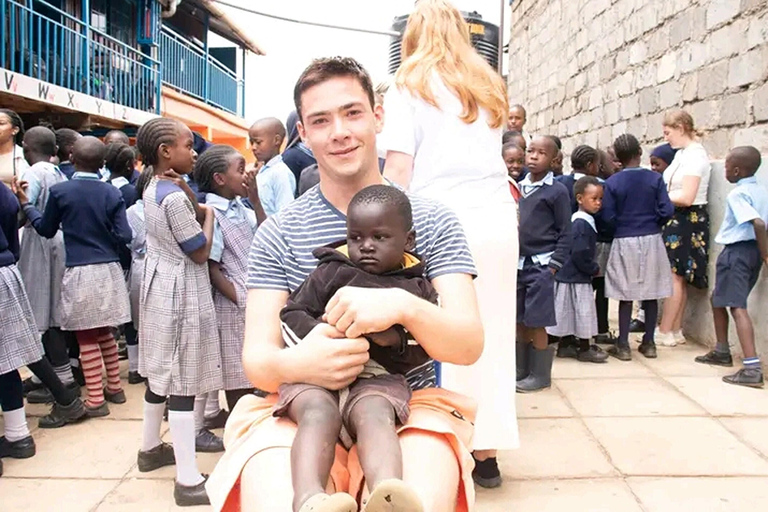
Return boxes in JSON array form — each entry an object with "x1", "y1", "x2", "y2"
[
  {"x1": 324, "y1": 286, "x2": 409, "y2": 339},
  {"x1": 10, "y1": 177, "x2": 29, "y2": 205},
  {"x1": 292, "y1": 323, "x2": 369, "y2": 390}
]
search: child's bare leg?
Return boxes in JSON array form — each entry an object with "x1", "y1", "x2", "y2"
[
  {"x1": 286, "y1": 390, "x2": 342, "y2": 512},
  {"x1": 731, "y1": 308, "x2": 757, "y2": 359},
  {"x1": 530, "y1": 327, "x2": 549, "y2": 350},
  {"x1": 516, "y1": 324, "x2": 529, "y2": 344},
  {"x1": 347, "y1": 395, "x2": 401, "y2": 489},
  {"x1": 713, "y1": 306, "x2": 730, "y2": 348}
]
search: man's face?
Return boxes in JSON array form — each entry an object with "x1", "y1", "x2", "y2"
[
  {"x1": 508, "y1": 107, "x2": 526, "y2": 132},
  {"x1": 347, "y1": 201, "x2": 414, "y2": 275},
  {"x1": 297, "y1": 76, "x2": 383, "y2": 183}
]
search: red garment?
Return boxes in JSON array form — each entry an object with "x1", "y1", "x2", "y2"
[{"x1": 508, "y1": 177, "x2": 521, "y2": 202}]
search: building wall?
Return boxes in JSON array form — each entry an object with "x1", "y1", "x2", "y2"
[
  {"x1": 507, "y1": 0, "x2": 768, "y2": 355},
  {"x1": 507, "y1": 0, "x2": 768, "y2": 160}
]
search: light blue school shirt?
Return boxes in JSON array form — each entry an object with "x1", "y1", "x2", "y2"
[
  {"x1": 257, "y1": 155, "x2": 296, "y2": 217},
  {"x1": 206, "y1": 193, "x2": 257, "y2": 262},
  {"x1": 715, "y1": 176, "x2": 768, "y2": 245}
]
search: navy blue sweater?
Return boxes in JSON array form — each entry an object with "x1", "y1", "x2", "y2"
[
  {"x1": 282, "y1": 145, "x2": 316, "y2": 191},
  {"x1": 59, "y1": 162, "x2": 75, "y2": 180},
  {"x1": 519, "y1": 180, "x2": 572, "y2": 269},
  {"x1": 23, "y1": 176, "x2": 132, "y2": 267},
  {"x1": 600, "y1": 167, "x2": 674, "y2": 239},
  {"x1": 556, "y1": 217, "x2": 599, "y2": 283},
  {"x1": 0, "y1": 184, "x2": 20, "y2": 268},
  {"x1": 556, "y1": 173, "x2": 613, "y2": 243},
  {"x1": 118, "y1": 183, "x2": 139, "y2": 209}
]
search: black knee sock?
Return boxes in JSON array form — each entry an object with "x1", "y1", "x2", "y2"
[
  {"x1": 225, "y1": 388, "x2": 254, "y2": 411},
  {"x1": 593, "y1": 277, "x2": 609, "y2": 334},
  {"x1": 618, "y1": 301, "x2": 632, "y2": 348},
  {"x1": 577, "y1": 338, "x2": 590, "y2": 352},
  {"x1": 168, "y1": 395, "x2": 195, "y2": 412},
  {"x1": 144, "y1": 387, "x2": 167, "y2": 404},
  {"x1": 27, "y1": 358, "x2": 76, "y2": 406},
  {"x1": 642, "y1": 300, "x2": 659, "y2": 344},
  {"x1": 0, "y1": 370, "x2": 24, "y2": 411}
]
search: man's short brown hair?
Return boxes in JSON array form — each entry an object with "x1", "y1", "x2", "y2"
[{"x1": 293, "y1": 57, "x2": 376, "y2": 121}]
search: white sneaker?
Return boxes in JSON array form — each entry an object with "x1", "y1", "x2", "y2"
[
  {"x1": 673, "y1": 330, "x2": 686, "y2": 345},
  {"x1": 656, "y1": 331, "x2": 677, "y2": 347}
]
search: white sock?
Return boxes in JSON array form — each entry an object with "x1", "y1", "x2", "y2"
[
  {"x1": 70, "y1": 358, "x2": 80, "y2": 368},
  {"x1": 30, "y1": 374, "x2": 42, "y2": 385},
  {"x1": 127, "y1": 345, "x2": 139, "y2": 373},
  {"x1": 141, "y1": 400, "x2": 165, "y2": 451},
  {"x1": 204, "y1": 391, "x2": 221, "y2": 419},
  {"x1": 168, "y1": 410, "x2": 204, "y2": 486},
  {"x1": 637, "y1": 308, "x2": 646, "y2": 323},
  {"x1": 193, "y1": 395, "x2": 207, "y2": 434},
  {"x1": 3, "y1": 407, "x2": 31, "y2": 442}
]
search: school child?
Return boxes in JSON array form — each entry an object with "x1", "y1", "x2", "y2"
[
  {"x1": 105, "y1": 143, "x2": 139, "y2": 209},
  {"x1": 503, "y1": 142, "x2": 526, "y2": 182},
  {"x1": 124, "y1": 169, "x2": 152, "y2": 385},
  {"x1": 516, "y1": 135, "x2": 572, "y2": 393},
  {"x1": 16, "y1": 127, "x2": 78, "y2": 404},
  {"x1": 630, "y1": 142, "x2": 679, "y2": 333},
  {"x1": 16, "y1": 136, "x2": 132, "y2": 416},
  {"x1": 694, "y1": 147, "x2": 768, "y2": 388},
  {"x1": 547, "y1": 176, "x2": 609, "y2": 363},
  {"x1": 191, "y1": 145, "x2": 265, "y2": 434},
  {"x1": 277, "y1": 184, "x2": 432, "y2": 512},
  {"x1": 135, "y1": 118, "x2": 220, "y2": 507},
  {"x1": 602, "y1": 134, "x2": 674, "y2": 361},
  {"x1": 248, "y1": 117, "x2": 297, "y2": 214},
  {"x1": 556, "y1": 145, "x2": 599, "y2": 211},
  {"x1": 54, "y1": 128, "x2": 81, "y2": 179},
  {"x1": 502, "y1": 130, "x2": 528, "y2": 152}
]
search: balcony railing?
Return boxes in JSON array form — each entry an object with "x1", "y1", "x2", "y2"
[
  {"x1": 0, "y1": 0, "x2": 161, "y2": 115},
  {"x1": 159, "y1": 26, "x2": 242, "y2": 116}
]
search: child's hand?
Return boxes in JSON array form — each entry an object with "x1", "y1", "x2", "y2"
[
  {"x1": 244, "y1": 168, "x2": 260, "y2": 205},
  {"x1": 161, "y1": 170, "x2": 204, "y2": 220},
  {"x1": 10, "y1": 177, "x2": 29, "y2": 205}
]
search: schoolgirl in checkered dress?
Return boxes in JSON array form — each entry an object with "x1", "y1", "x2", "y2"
[
  {"x1": 135, "y1": 118, "x2": 219, "y2": 506},
  {"x1": 193, "y1": 145, "x2": 263, "y2": 411},
  {"x1": 20, "y1": 136, "x2": 131, "y2": 417}
]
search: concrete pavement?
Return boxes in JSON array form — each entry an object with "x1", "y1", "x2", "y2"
[{"x1": 2, "y1": 342, "x2": 768, "y2": 511}]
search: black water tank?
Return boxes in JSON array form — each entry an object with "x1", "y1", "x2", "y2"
[{"x1": 387, "y1": 11, "x2": 500, "y2": 74}]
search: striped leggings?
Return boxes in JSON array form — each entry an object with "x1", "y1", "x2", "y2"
[{"x1": 76, "y1": 327, "x2": 122, "y2": 407}]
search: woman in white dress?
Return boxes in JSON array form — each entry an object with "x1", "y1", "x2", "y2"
[{"x1": 381, "y1": 0, "x2": 518, "y2": 489}]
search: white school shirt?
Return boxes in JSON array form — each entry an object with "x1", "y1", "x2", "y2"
[{"x1": 663, "y1": 142, "x2": 711, "y2": 206}]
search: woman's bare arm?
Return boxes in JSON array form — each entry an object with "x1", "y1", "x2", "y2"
[
  {"x1": 668, "y1": 175, "x2": 701, "y2": 207},
  {"x1": 383, "y1": 151, "x2": 415, "y2": 190}
]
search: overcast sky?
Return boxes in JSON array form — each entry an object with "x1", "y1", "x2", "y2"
[{"x1": 212, "y1": 0, "x2": 510, "y2": 124}]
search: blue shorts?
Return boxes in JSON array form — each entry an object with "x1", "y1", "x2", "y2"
[
  {"x1": 712, "y1": 241, "x2": 761, "y2": 309},
  {"x1": 517, "y1": 260, "x2": 557, "y2": 328}
]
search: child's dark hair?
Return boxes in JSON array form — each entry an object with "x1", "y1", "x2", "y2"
[
  {"x1": 349, "y1": 184, "x2": 412, "y2": 231},
  {"x1": 502, "y1": 130, "x2": 522, "y2": 145},
  {"x1": 0, "y1": 109, "x2": 25, "y2": 145},
  {"x1": 55, "y1": 128, "x2": 80, "y2": 162},
  {"x1": 24, "y1": 126, "x2": 57, "y2": 156},
  {"x1": 571, "y1": 145, "x2": 597, "y2": 171},
  {"x1": 294, "y1": 57, "x2": 375, "y2": 121},
  {"x1": 574, "y1": 175, "x2": 603, "y2": 197},
  {"x1": 547, "y1": 135, "x2": 562, "y2": 150},
  {"x1": 135, "y1": 166, "x2": 153, "y2": 199},
  {"x1": 612, "y1": 134, "x2": 642, "y2": 165},
  {"x1": 502, "y1": 141, "x2": 524, "y2": 153},
  {"x1": 136, "y1": 118, "x2": 182, "y2": 166},
  {"x1": 105, "y1": 143, "x2": 135, "y2": 178},
  {"x1": 730, "y1": 146, "x2": 762, "y2": 175},
  {"x1": 193, "y1": 144, "x2": 240, "y2": 194}
]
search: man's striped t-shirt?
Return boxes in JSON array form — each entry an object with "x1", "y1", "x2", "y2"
[{"x1": 247, "y1": 184, "x2": 477, "y2": 389}]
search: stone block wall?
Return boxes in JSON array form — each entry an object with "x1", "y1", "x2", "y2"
[{"x1": 507, "y1": 0, "x2": 768, "y2": 162}]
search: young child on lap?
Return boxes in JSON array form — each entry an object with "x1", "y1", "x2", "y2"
[{"x1": 277, "y1": 184, "x2": 434, "y2": 512}]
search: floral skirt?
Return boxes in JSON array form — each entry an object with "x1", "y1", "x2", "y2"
[{"x1": 662, "y1": 205, "x2": 710, "y2": 289}]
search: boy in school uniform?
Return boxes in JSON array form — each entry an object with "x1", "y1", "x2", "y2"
[
  {"x1": 695, "y1": 146, "x2": 768, "y2": 388},
  {"x1": 516, "y1": 135, "x2": 572, "y2": 393},
  {"x1": 248, "y1": 117, "x2": 297, "y2": 215}
]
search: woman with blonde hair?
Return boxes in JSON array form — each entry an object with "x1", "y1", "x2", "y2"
[
  {"x1": 658, "y1": 109, "x2": 712, "y2": 346},
  {"x1": 381, "y1": 0, "x2": 518, "y2": 489}
]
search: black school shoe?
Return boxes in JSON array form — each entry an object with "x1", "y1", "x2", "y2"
[
  {"x1": 0, "y1": 436, "x2": 36, "y2": 459},
  {"x1": 138, "y1": 442, "x2": 176, "y2": 472},
  {"x1": 38, "y1": 398, "x2": 88, "y2": 429},
  {"x1": 22, "y1": 377, "x2": 44, "y2": 395},
  {"x1": 204, "y1": 409, "x2": 230, "y2": 430},
  {"x1": 472, "y1": 456, "x2": 502, "y2": 488},
  {"x1": 629, "y1": 319, "x2": 646, "y2": 333},
  {"x1": 608, "y1": 345, "x2": 632, "y2": 361},
  {"x1": 195, "y1": 429, "x2": 224, "y2": 453},
  {"x1": 594, "y1": 332, "x2": 618, "y2": 345},
  {"x1": 577, "y1": 345, "x2": 609, "y2": 363},
  {"x1": 695, "y1": 350, "x2": 734, "y2": 367},
  {"x1": 174, "y1": 475, "x2": 210, "y2": 507},
  {"x1": 128, "y1": 371, "x2": 147, "y2": 385},
  {"x1": 638, "y1": 342, "x2": 657, "y2": 359},
  {"x1": 723, "y1": 368, "x2": 764, "y2": 389},
  {"x1": 556, "y1": 342, "x2": 579, "y2": 359}
]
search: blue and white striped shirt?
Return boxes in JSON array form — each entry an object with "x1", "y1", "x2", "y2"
[{"x1": 247, "y1": 184, "x2": 477, "y2": 390}]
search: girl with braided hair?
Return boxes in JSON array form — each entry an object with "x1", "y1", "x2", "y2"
[
  {"x1": 602, "y1": 134, "x2": 674, "y2": 361},
  {"x1": 0, "y1": 109, "x2": 28, "y2": 186},
  {"x1": 134, "y1": 117, "x2": 220, "y2": 507},
  {"x1": 105, "y1": 143, "x2": 138, "y2": 208}
]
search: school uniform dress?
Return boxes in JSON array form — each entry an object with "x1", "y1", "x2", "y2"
[
  {"x1": 139, "y1": 177, "x2": 222, "y2": 397},
  {"x1": 0, "y1": 183, "x2": 43, "y2": 376},
  {"x1": 126, "y1": 199, "x2": 146, "y2": 328},
  {"x1": 662, "y1": 142, "x2": 712, "y2": 289},
  {"x1": 207, "y1": 193, "x2": 257, "y2": 391},
  {"x1": 380, "y1": 78, "x2": 520, "y2": 451},
  {"x1": 602, "y1": 167, "x2": 675, "y2": 301},
  {"x1": 547, "y1": 212, "x2": 599, "y2": 339},
  {"x1": 16, "y1": 162, "x2": 67, "y2": 332},
  {"x1": 711, "y1": 176, "x2": 768, "y2": 309},
  {"x1": 22, "y1": 172, "x2": 132, "y2": 331}
]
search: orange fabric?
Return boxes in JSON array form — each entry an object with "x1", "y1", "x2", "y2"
[{"x1": 207, "y1": 388, "x2": 477, "y2": 512}]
